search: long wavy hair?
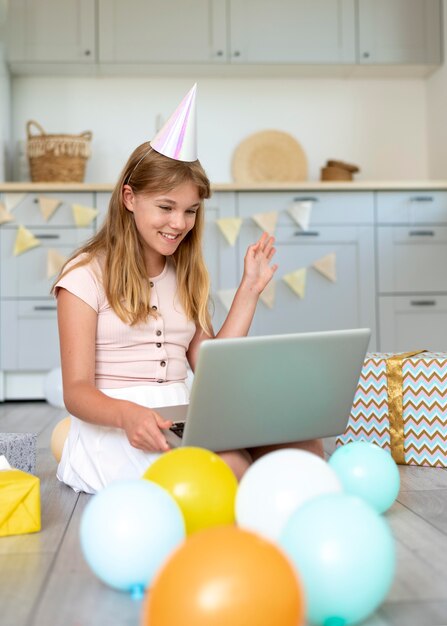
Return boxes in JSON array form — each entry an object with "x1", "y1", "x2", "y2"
[{"x1": 52, "y1": 144, "x2": 212, "y2": 334}]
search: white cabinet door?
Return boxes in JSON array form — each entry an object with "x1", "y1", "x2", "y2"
[
  {"x1": 358, "y1": 0, "x2": 442, "y2": 64},
  {"x1": 379, "y1": 296, "x2": 447, "y2": 352},
  {"x1": 229, "y1": 0, "x2": 356, "y2": 63},
  {"x1": 236, "y1": 224, "x2": 376, "y2": 349},
  {"x1": 99, "y1": 0, "x2": 227, "y2": 63},
  {"x1": 7, "y1": 0, "x2": 96, "y2": 63}
]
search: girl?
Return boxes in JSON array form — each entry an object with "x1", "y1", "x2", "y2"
[{"x1": 53, "y1": 89, "x2": 322, "y2": 494}]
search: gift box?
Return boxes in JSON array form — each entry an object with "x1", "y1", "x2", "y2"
[
  {"x1": 0, "y1": 461, "x2": 41, "y2": 537},
  {"x1": 337, "y1": 351, "x2": 447, "y2": 467},
  {"x1": 0, "y1": 432, "x2": 37, "y2": 474}
]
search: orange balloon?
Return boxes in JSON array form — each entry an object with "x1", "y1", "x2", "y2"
[
  {"x1": 50, "y1": 416, "x2": 71, "y2": 462},
  {"x1": 142, "y1": 526, "x2": 305, "y2": 626}
]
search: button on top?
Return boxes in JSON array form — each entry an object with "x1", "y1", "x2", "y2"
[
  {"x1": 150, "y1": 281, "x2": 154, "y2": 288},
  {"x1": 152, "y1": 305, "x2": 157, "y2": 311},
  {"x1": 157, "y1": 379, "x2": 164, "y2": 383},
  {"x1": 156, "y1": 330, "x2": 162, "y2": 336},
  {"x1": 160, "y1": 360, "x2": 166, "y2": 367},
  {"x1": 156, "y1": 342, "x2": 162, "y2": 348}
]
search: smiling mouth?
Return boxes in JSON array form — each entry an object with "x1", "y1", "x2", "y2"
[{"x1": 159, "y1": 232, "x2": 180, "y2": 241}]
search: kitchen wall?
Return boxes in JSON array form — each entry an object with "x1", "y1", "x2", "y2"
[
  {"x1": 10, "y1": 76, "x2": 429, "y2": 183},
  {"x1": 0, "y1": 3, "x2": 11, "y2": 182},
  {"x1": 427, "y1": 0, "x2": 447, "y2": 179}
]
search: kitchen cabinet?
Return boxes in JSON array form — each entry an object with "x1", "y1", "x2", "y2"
[
  {"x1": 99, "y1": 0, "x2": 227, "y2": 64},
  {"x1": 235, "y1": 191, "x2": 376, "y2": 348},
  {"x1": 376, "y1": 190, "x2": 447, "y2": 351},
  {"x1": 229, "y1": 0, "x2": 356, "y2": 64},
  {"x1": 7, "y1": 0, "x2": 96, "y2": 64},
  {"x1": 358, "y1": 0, "x2": 442, "y2": 65}
]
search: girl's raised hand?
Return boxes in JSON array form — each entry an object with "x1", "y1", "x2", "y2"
[{"x1": 242, "y1": 232, "x2": 278, "y2": 294}]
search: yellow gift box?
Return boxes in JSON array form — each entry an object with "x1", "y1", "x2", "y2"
[{"x1": 0, "y1": 469, "x2": 41, "y2": 537}]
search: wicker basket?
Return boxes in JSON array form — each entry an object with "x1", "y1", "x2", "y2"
[{"x1": 26, "y1": 120, "x2": 92, "y2": 183}]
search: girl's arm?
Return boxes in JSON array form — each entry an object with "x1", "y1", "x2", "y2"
[
  {"x1": 57, "y1": 288, "x2": 171, "y2": 451},
  {"x1": 187, "y1": 232, "x2": 277, "y2": 370}
]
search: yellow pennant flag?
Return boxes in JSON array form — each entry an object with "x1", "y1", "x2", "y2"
[
  {"x1": 72, "y1": 204, "x2": 98, "y2": 227},
  {"x1": 217, "y1": 287, "x2": 238, "y2": 312},
  {"x1": 259, "y1": 280, "x2": 276, "y2": 309},
  {"x1": 216, "y1": 218, "x2": 243, "y2": 246},
  {"x1": 14, "y1": 226, "x2": 41, "y2": 256},
  {"x1": 38, "y1": 196, "x2": 62, "y2": 222},
  {"x1": 47, "y1": 249, "x2": 67, "y2": 279},
  {"x1": 282, "y1": 268, "x2": 307, "y2": 299},
  {"x1": 0, "y1": 202, "x2": 14, "y2": 225},
  {"x1": 251, "y1": 211, "x2": 278, "y2": 235},
  {"x1": 313, "y1": 252, "x2": 337, "y2": 283},
  {"x1": 4, "y1": 193, "x2": 27, "y2": 212}
]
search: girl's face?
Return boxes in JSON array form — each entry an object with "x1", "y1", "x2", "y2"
[{"x1": 123, "y1": 180, "x2": 201, "y2": 267}]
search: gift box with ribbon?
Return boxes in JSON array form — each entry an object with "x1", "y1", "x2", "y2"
[
  {"x1": 337, "y1": 351, "x2": 447, "y2": 467},
  {"x1": 0, "y1": 456, "x2": 41, "y2": 537}
]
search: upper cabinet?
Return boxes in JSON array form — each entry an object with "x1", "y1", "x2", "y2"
[
  {"x1": 4, "y1": 0, "x2": 443, "y2": 73},
  {"x1": 358, "y1": 0, "x2": 442, "y2": 65},
  {"x1": 7, "y1": 0, "x2": 96, "y2": 63},
  {"x1": 99, "y1": 0, "x2": 227, "y2": 64},
  {"x1": 229, "y1": 0, "x2": 356, "y2": 64}
]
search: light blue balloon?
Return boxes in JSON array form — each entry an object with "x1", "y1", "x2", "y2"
[
  {"x1": 80, "y1": 479, "x2": 185, "y2": 593},
  {"x1": 329, "y1": 442, "x2": 400, "y2": 513},
  {"x1": 279, "y1": 493, "x2": 395, "y2": 626}
]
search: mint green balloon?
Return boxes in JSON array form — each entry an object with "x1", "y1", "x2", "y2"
[
  {"x1": 329, "y1": 442, "x2": 400, "y2": 513},
  {"x1": 279, "y1": 494, "x2": 395, "y2": 626}
]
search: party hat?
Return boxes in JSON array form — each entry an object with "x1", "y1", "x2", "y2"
[{"x1": 150, "y1": 84, "x2": 198, "y2": 162}]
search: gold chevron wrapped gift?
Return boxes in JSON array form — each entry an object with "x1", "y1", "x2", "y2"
[
  {"x1": 0, "y1": 468, "x2": 41, "y2": 537},
  {"x1": 337, "y1": 351, "x2": 447, "y2": 467}
]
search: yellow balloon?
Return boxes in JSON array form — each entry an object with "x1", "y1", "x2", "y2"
[
  {"x1": 50, "y1": 416, "x2": 71, "y2": 462},
  {"x1": 143, "y1": 447, "x2": 238, "y2": 535}
]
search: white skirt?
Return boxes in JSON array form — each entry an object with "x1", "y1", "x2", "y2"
[{"x1": 57, "y1": 383, "x2": 190, "y2": 494}]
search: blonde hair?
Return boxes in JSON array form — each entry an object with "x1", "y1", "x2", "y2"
[{"x1": 53, "y1": 144, "x2": 212, "y2": 334}]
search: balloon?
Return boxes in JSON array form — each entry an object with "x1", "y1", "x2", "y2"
[
  {"x1": 329, "y1": 442, "x2": 400, "y2": 513},
  {"x1": 280, "y1": 493, "x2": 395, "y2": 625},
  {"x1": 50, "y1": 416, "x2": 70, "y2": 462},
  {"x1": 143, "y1": 526, "x2": 305, "y2": 626},
  {"x1": 43, "y1": 367, "x2": 65, "y2": 408},
  {"x1": 80, "y1": 479, "x2": 185, "y2": 593},
  {"x1": 143, "y1": 447, "x2": 237, "y2": 535},
  {"x1": 236, "y1": 449, "x2": 342, "y2": 540}
]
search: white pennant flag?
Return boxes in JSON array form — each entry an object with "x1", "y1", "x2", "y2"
[
  {"x1": 47, "y1": 249, "x2": 68, "y2": 279},
  {"x1": 313, "y1": 253, "x2": 337, "y2": 283},
  {"x1": 216, "y1": 287, "x2": 238, "y2": 312},
  {"x1": 38, "y1": 196, "x2": 62, "y2": 222},
  {"x1": 4, "y1": 193, "x2": 27, "y2": 212},
  {"x1": 288, "y1": 200, "x2": 313, "y2": 231},
  {"x1": 251, "y1": 211, "x2": 278, "y2": 236},
  {"x1": 259, "y1": 280, "x2": 276, "y2": 309}
]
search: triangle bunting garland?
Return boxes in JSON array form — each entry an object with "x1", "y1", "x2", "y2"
[
  {"x1": 251, "y1": 211, "x2": 278, "y2": 236},
  {"x1": 216, "y1": 287, "x2": 238, "y2": 312},
  {"x1": 47, "y1": 249, "x2": 68, "y2": 279},
  {"x1": 4, "y1": 193, "x2": 27, "y2": 212},
  {"x1": 14, "y1": 226, "x2": 41, "y2": 256},
  {"x1": 38, "y1": 196, "x2": 62, "y2": 222},
  {"x1": 0, "y1": 202, "x2": 14, "y2": 225},
  {"x1": 282, "y1": 268, "x2": 307, "y2": 299},
  {"x1": 216, "y1": 218, "x2": 243, "y2": 246},
  {"x1": 72, "y1": 204, "x2": 98, "y2": 227},
  {"x1": 259, "y1": 280, "x2": 276, "y2": 309},
  {"x1": 313, "y1": 252, "x2": 337, "y2": 283},
  {"x1": 288, "y1": 200, "x2": 313, "y2": 231}
]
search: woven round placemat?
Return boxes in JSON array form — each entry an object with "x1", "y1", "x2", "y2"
[{"x1": 232, "y1": 130, "x2": 307, "y2": 183}]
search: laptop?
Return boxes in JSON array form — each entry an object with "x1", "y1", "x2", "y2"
[{"x1": 159, "y1": 328, "x2": 371, "y2": 451}]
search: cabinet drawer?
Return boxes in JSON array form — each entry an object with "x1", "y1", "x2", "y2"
[
  {"x1": 1, "y1": 226, "x2": 93, "y2": 297},
  {"x1": 376, "y1": 191, "x2": 447, "y2": 224},
  {"x1": 0, "y1": 192, "x2": 95, "y2": 226},
  {"x1": 377, "y1": 226, "x2": 447, "y2": 293},
  {"x1": 0, "y1": 300, "x2": 60, "y2": 370},
  {"x1": 379, "y1": 296, "x2": 447, "y2": 352},
  {"x1": 237, "y1": 192, "x2": 374, "y2": 225}
]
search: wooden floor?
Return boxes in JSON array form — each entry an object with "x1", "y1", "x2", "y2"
[{"x1": 1, "y1": 402, "x2": 447, "y2": 626}]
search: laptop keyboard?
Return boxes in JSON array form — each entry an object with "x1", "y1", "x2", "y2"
[{"x1": 169, "y1": 422, "x2": 185, "y2": 438}]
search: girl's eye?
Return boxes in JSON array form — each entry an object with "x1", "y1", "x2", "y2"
[
  {"x1": 187, "y1": 209, "x2": 197, "y2": 215},
  {"x1": 159, "y1": 206, "x2": 171, "y2": 211}
]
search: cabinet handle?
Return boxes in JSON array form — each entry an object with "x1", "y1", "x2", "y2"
[
  {"x1": 84, "y1": 50, "x2": 91, "y2": 56},
  {"x1": 409, "y1": 230, "x2": 435, "y2": 237},
  {"x1": 215, "y1": 50, "x2": 224, "y2": 57},
  {"x1": 410, "y1": 300, "x2": 437, "y2": 307},
  {"x1": 233, "y1": 51, "x2": 241, "y2": 57},
  {"x1": 294, "y1": 230, "x2": 320, "y2": 237},
  {"x1": 33, "y1": 305, "x2": 57, "y2": 311},
  {"x1": 293, "y1": 196, "x2": 319, "y2": 203},
  {"x1": 35, "y1": 234, "x2": 60, "y2": 239},
  {"x1": 362, "y1": 52, "x2": 370, "y2": 58},
  {"x1": 409, "y1": 196, "x2": 434, "y2": 202}
]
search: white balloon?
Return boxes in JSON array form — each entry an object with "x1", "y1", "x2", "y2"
[
  {"x1": 43, "y1": 367, "x2": 65, "y2": 408},
  {"x1": 236, "y1": 449, "x2": 342, "y2": 541}
]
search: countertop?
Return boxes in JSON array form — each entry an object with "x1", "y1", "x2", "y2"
[{"x1": 1, "y1": 181, "x2": 447, "y2": 192}]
